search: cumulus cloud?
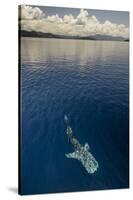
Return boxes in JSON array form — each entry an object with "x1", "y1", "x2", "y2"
[
  {"x1": 21, "y1": 5, "x2": 44, "y2": 20},
  {"x1": 20, "y1": 5, "x2": 129, "y2": 38}
]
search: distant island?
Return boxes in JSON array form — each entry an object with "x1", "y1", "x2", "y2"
[{"x1": 20, "y1": 30, "x2": 129, "y2": 42}]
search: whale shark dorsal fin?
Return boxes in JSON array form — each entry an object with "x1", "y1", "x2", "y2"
[{"x1": 84, "y1": 143, "x2": 90, "y2": 151}]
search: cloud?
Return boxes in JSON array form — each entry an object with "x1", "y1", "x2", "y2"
[
  {"x1": 76, "y1": 8, "x2": 89, "y2": 25},
  {"x1": 63, "y1": 14, "x2": 76, "y2": 24},
  {"x1": 21, "y1": 5, "x2": 44, "y2": 20},
  {"x1": 47, "y1": 14, "x2": 63, "y2": 23},
  {"x1": 20, "y1": 5, "x2": 129, "y2": 38}
]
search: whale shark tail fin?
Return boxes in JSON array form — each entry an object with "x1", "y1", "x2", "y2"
[
  {"x1": 67, "y1": 134, "x2": 70, "y2": 143},
  {"x1": 64, "y1": 114, "x2": 69, "y2": 125}
]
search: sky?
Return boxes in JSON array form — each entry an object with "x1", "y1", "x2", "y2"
[{"x1": 20, "y1": 5, "x2": 129, "y2": 38}]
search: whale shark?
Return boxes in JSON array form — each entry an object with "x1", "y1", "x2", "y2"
[{"x1": 64, "y1": 115, "x2": 99, "y2": 174}]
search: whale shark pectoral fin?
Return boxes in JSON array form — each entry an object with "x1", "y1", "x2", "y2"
[
  {"x1": 84, "y1": 142, "x2": 90, "y2": 151},
  {"x1": 65, "y1": 151, "x2": 78, "y2": 159}
]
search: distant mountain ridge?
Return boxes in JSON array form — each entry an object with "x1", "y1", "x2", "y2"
[{"x1": 20, "y1": 30, "x2": 129, "y2": 42}]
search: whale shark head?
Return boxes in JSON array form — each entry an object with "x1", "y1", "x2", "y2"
[{"x1": 66, "y1": 143, "x2": 98, "y2": 174}]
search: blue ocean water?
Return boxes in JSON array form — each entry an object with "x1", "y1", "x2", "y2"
[{"x1": 20, "y1": 38, "x2": 129, "y2": 195}]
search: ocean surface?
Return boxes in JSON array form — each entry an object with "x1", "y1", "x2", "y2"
[{"x1": 20, "y1": 38, "x2": 129, "y2": 195}]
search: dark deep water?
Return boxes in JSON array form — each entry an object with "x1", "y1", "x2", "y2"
[{"x1": 20, "y1": 38, "x2": 129, "y2": 195}]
